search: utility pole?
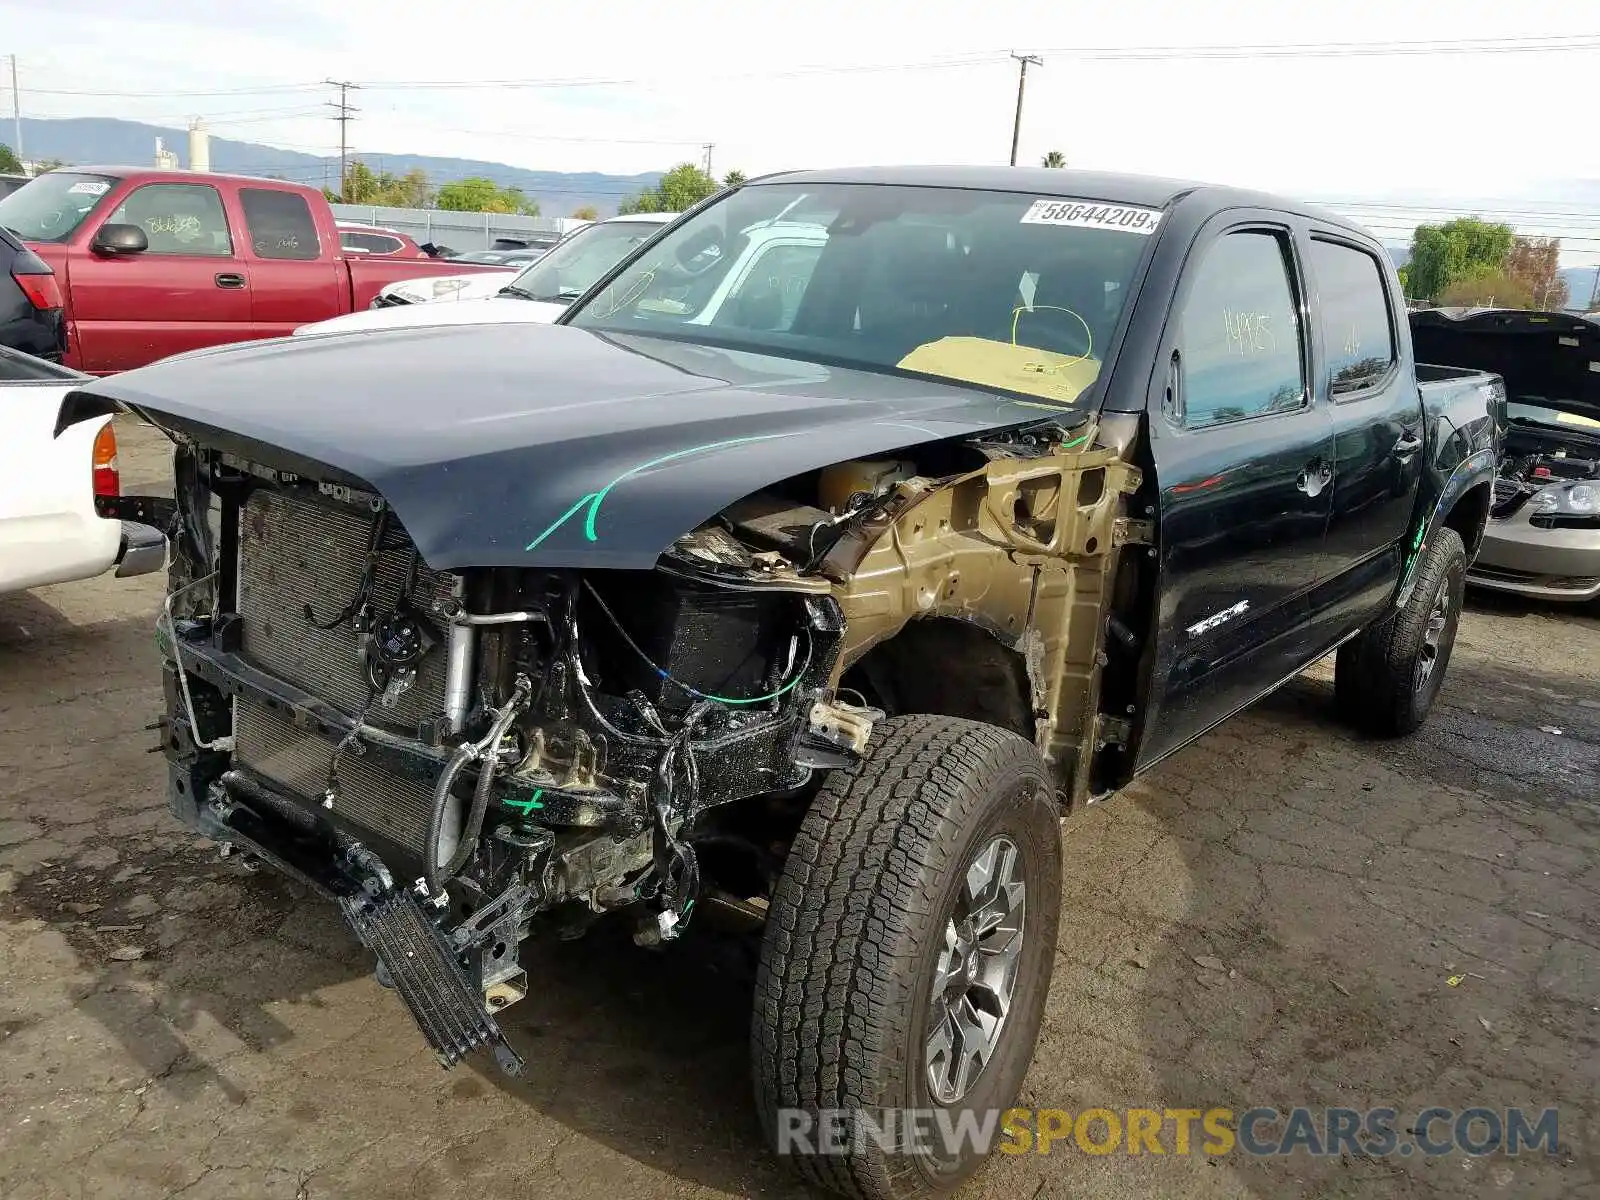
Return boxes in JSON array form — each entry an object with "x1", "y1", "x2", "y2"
[
  {"x1": 1008, "y1": 52, "x2": 1041, "y2": 167},
  {"x1": 326, "y1": 79, "x2": 360, "y2": 201},
  {"x1": 9, "y1": 55, "x2": 21, "y2": 166},
  {"x1": 702, "y1": 143, "x2": 715, "y2": 179}
]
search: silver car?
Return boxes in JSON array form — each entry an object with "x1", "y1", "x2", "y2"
[{"x1": 1414, "y1": 308, "x2": 1600, "y2": 603}]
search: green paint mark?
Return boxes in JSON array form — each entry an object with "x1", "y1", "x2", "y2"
[
  {"x1": 502, "y1": 789, "x2": 545, "y2": 816},
  {"x1": 1061, "y1": 433, "x2": 1090, "y2": 450},
  {"x1": 690, "y1": 669, "x2": 807, "y2": 707},
  {"x1": 526, "y1": 434, "x2": 799, "y2": 552}
]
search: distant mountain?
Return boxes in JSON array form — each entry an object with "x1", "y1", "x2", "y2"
[{"x1": 14, "y1": 117, "x2": 661, "y2": 217}]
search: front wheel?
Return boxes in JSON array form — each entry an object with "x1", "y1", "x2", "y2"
[
  {"x1": 752, "y1": 715, "x2": 1062, "y2": 1200},
  {"x1": 1335, "y1": 526, "x2": 1467, "y2": 736}
]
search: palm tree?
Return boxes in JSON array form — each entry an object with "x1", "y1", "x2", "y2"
[{"x1": 1041, "y1": 150, "x2": 1067, "y2": 168}]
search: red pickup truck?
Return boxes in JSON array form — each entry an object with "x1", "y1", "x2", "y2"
[{"x1": 0, "y1": 167, "x2": 501, "y2": 373}]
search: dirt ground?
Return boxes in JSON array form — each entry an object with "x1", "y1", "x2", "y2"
[{"x1": 2, "y1": 419, "x2": 1597, "y2": 1200}]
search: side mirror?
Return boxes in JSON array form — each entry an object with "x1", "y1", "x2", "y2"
[{"x1": 91, "y1": 223, "x2": 149, "y2": 255}]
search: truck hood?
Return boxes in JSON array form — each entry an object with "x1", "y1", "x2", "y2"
[
  {"x1": 381, "y1": 270, "x2": 518, "y2": 305},
  {"x1": 1410, "y1": 309, "x2": 1600, "y2": 424},
  {"x1": 294, "y1": 295, "x2": 565, "y2": 337},
  {"x1": 59, "y1": 323, "x2": 1066, "y2": 570}
]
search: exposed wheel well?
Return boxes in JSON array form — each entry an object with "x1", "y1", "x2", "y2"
[
  {"x1": 1442, "y1": 481, "x2": 1492, "y2": 560},
  {"x1": 841, "y1": 617, "x2": 1034, "y2": 739}
]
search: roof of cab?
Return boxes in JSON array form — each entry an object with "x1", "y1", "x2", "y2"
[
  {"x1": 42, "y1": 165, "x2": 323, "y2": 192},
  {"x1": 747, "y1": 165, "x2": 1367, "y2": 239}
]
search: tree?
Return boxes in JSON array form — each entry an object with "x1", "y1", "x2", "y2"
[
  {"x1": 1506, "y1": 236, "x2": 1569, "y2": 310},
  {"x1": 0, "y1": 143, "x2": 21, "y2": 174},
  {"x1": 434, "y1": 176, "x2": 539, "y2": 215},
  {"x1": 33, "y1": 158, "x2": 67, "y2": 173},
  {"x1": 339, "y1": 160, "x2": 433, "y2": 208},
  {"x1": 1041, "y1": 150, "x2": 1067, "y2": 168},
  {"x1": 723, "y1": 169, "x2": 748, "y2": 188},
  {"x1": 570, "y1": 205, "x2": 600, "y2": 221},
  {"x1": 1437, "y1": 266, "x2": 1534, "y2": 310},
  {"x1": 1406, "y1": 218, "x2": 1515, "y2": 302},
  {"x1": 618, "y1": 163, "x2": 723, "y2": 215}
]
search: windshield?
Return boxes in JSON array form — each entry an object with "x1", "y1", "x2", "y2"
[
  {"x1": 505, "y1": 220, "x2": 670, "y2": 303},
  {"x1": 566, "y1": 184, "x2": 1158, "y2": 405},
  {"x1": 0, "y1": 172, "x2": 118, "y2": 242}
]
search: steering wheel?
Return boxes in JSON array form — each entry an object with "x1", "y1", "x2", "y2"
[{"x1": 1011, "y1": 304, "x2": 1094, "y2": 365}]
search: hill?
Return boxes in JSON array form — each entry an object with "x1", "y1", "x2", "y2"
[{"x1": 14, "y1": 117, "x2": 661, "y2": 217}]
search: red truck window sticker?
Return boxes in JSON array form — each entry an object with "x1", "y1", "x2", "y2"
[
  {"x1": 1020, "y1": 200, "x2": 1163, "y2": 235},
  {"x1": 68, "y1": 181, "x2": 110, "y2": 196}
]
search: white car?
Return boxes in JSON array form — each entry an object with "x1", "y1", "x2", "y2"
[
  {"x1": 0, "y1": 347, "x2": 164, "y2": 594},
  {"x1": 295, "y1": 214, "x2": 680, "y2": 336},
  {"x1": 292, "y1": 214, "x2": 833, "y2": 340},
  {"x1": 369, "y1": 270, "x2": 520, "y2": 307}
]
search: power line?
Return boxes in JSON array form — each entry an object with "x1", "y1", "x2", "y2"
[
  {"x1": 1029, "y1": 33, "x2": 1600, "y2": 60},
  {"x1": 22, "y1": 80, "x2": 324, "y2": 98}
]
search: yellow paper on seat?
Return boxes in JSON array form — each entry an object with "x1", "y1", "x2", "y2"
[{"x1": 897, "y1": 337, "x2": 1100, "y2": 406}]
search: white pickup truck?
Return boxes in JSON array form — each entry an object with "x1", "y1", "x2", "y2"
[{"x1": 1, "y1": 347, "x2": 165, "y2": 594}]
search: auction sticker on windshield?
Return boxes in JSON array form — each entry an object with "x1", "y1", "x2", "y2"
[{"x1": 1022, "y1": 200, "x2": 1163, "y2": 235}]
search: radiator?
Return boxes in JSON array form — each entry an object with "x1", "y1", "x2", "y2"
[
  {"x1": 233, "y1": 490, "x2": 455, "y2": 856},
  {"x1": 237, "y1": 490, "x2": 454, "y2": 729},
  {"x1": 234, "y1": 695, "x2": 438, "y2": 855}
]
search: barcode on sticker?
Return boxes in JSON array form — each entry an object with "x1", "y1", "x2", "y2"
[
  {"x1": 1021, "y1": 199, "x2": 1163, "y2": 235},
  {"x1": 67, "y1": 181, "x2": 110, "y2": 196}
]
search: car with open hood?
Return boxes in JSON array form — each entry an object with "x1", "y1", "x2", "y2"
[
  {"x1": 1412, "y1": 308, "x2": 1600, "y2": 603},
  {"x1": 63, "y1": 167, "x2": 1504, "y2": 1199}
]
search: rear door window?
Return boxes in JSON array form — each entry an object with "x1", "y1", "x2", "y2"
[
  {"x1": 242, "y1": 189, "x2": 322, "y2": 260},
  {"x1": 341, "y1": 231, "x2": 403, "y2": 256},
  {"x1": 108, "y1": 183, "x2": 233, "y2": 256},
  {"x1": 1310, "y1": 239, "x2": 1397, "y2": 397},
  {"x1": 1176, "y1": 230, "x2": 1307, "y2": 428}
]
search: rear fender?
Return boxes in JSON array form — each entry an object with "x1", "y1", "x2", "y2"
[{"x1": 1396, "y1": 448, "x2": 1496, "y2": 607}]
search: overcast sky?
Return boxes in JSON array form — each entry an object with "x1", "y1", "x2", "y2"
[{"x1": 3, "y1": 0, "x2": 1597, "y2": 245}]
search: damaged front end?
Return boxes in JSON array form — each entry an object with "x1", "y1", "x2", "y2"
[{"x1": 119, "y1": 406, "x2": 1139, "y2": 1079}]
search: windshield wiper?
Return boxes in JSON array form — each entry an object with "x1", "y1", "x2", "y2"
[{"x1": 497, "y1": 284, "x2": 538, "y2": 300}]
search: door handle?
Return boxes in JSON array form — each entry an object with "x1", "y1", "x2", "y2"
[
  {"x1": 1296, "y1": 458, "x2": 1332, "y2": 498},
  {"x1": 1392, "y1": 433, "x2": 1423, "y2": 455},
  {"x1": 214, "y1": 272, "x2": 247, "y2": 290}
]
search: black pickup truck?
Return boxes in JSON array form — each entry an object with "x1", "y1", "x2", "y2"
[{"x1": 63, "y1": 168, "x2": 1501, "y2": 1200}]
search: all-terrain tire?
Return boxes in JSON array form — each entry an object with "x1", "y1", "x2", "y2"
[
  {"x1": 1335, "y1": 527, "x2": 1467, "y2": 736},
  {"x1": 751, "y1": 715, "x2": 1061, "y2": 1200}
]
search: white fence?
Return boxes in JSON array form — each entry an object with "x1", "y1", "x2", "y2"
[{"x1": 330, "y1": 204, "x2": 584, "y2": 252}]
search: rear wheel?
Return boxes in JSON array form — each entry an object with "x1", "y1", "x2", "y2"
[
  {"x1": 1335, "y1": 526, "x2": 1466, "y2": 736},
  {"x1": 752, "y1": 715, "x2": 1061, "y2": 1200}
]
